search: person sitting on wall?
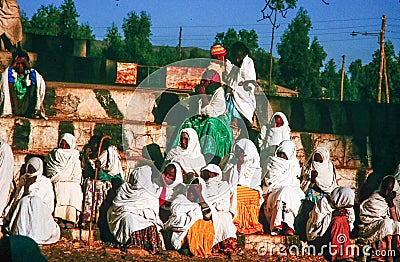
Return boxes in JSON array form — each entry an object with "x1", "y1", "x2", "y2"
[{"x1": 0, "y1": 50, "x2": 47, "y2": 119}]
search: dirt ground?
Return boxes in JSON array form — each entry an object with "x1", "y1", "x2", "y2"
[{"x1": 40, "y1": 237, "x2": 328, "y2": 262}]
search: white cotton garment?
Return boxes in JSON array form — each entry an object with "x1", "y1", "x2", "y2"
[
  {"x1": 7, "y1": 157, "x2": 60, "y2": 244},
  {"x1": 107, "y1": 165, "x2": 163, "y2": 244},
  {"x1": 306, "y1": 187, "x2": 355, "y2": 241},
  {"x1": 165, "y1": 128, "x2": 206, "y2": 175},
  {"x1": 224, "y1": 56, "x2": 257, "y2": 123},
  {"x1": 47, "y1": 133, "x2": 83, "y2": 223},
  {"x1": 0, "y1": 68, "x2": 46, "y2": 116},
  {"x1": 0, "y1": 139, "x2": 14, "y2": 226}
]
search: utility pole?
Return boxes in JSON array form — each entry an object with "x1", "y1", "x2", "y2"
[
  {"x1": 377, "y1": 15, "x2": 386, "y2": 103},
  {"x1": 268, "y1": 3, "x2": 278, "y2": 91},
  {"x1": 340, "y1": 55, "x2": 346, "y2": 101},
  {"x1": 178, "y1": 26, "x2": 182, "y2": 59},
  {"x1": 384, "y1": 55, "x2": 390, "y2": 103}
]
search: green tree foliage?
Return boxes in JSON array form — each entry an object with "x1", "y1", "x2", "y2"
[
  {"x1": 59, "y1": 0, "x2": 79, "y2": 38},
  {"x1": 277, "y1": 8, "x2": 326, "y2": 98},
  {"x1": 28, "y1": 4, "x2": 61, "y2": 36},
  {"x1": 103, "y1": 23, "x2": 123, "y2": 60},
  {"x1": 122, "y1": 11, "x2": 153, "y2": 64},
  {"x1": 321, "y1": 59, "x2": 339, "y2": 99},
  {"x1": 308, "y1": 38, "x2": 327, "y2": 98},
  {"x1": 23, "y1": 0, "x2": 93, "y2": 39}
]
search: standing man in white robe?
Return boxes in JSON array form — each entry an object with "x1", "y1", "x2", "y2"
[
  {"x1": 225, "y1": 42, "x2": 257, "y2": 128},
  {"x1": 0, "y1": 138, "x2": 14, "y2": 238},
  {"x1": 47, "y1": 133, "x2": 83, "y2": 229}
]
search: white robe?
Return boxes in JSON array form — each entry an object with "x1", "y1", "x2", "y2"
[
  {"x1": 223, "y1": 139, "x2": 262, "y2": 218},
  {"x1": 107, "y1": 165, "x2": 163, "y2": 245},
  {"x1": 0, "y1": 68, "x2": 46, "y2": 117},
  {"x1": 0, "y1": 139, "x2": 14, "y2": 226},
  {"x1": 258, "y1": 112, "x2": 291, "y2": 165},
  {"x1": 7, "y1": 158, "x2": 60, "y2": 244},
  {"x1": 225, "y1": 56, "x2": 256, "y2": 122},
  {"x1": 47, "y1": 133, "x2": 83, "y2": 223},
  {"x1": 306, "y1": 187, "x2": 355, "y2": 241},
  {"x1": 263, "y1": 140, "x2": 304, "y2": 231},
  {"x1": 204, "y1": 165, "x2": 237, "y2": 245},
  {"x1": 199, "y1": 86, "x2": 226, "y2": 118},
  {"x1": 301, "y1": 146, "x2": 338, "y2": 194},
  {"x1": 165, "y1": 128, "x2": 206, "y2": 175},
  {"x1": 359, "y1": 192, "x2": 400, "y2": 244}
]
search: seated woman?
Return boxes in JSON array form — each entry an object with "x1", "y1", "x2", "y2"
[
  {"x1": 47, "y1": 133, "x2": 83, "y2": 229},
  {"x1": 164, "y1": 177, "x2": 215, "y2": 258},
  {"x1": 173, "y1": 69, "x2": 233, "y2": 162},
  {"x1": 165, "y1": 128, "x2": 206, "y2": 176},
  {"x1": 297, "y1": 146, "x2": 338, "y2": 239},
  {"x1": 258, "y1": 112, "x2": 291, "y2": 168},
  {"x1": 263, "y1": 140, "x2": 304, "y2": 236},
  {"x1": 6, "y1": 157, "x2": 60, "y2": 244},
  {"x1": 81, "y1": 136, "x2": 124, "y2": 227},
  {"x1": 222, "y1": 138, "x2": 263, "y2": 234},
  {"x1": 107, "y1": 165, "x2": 163, "y2": 254},
  {"x1": 359, "y1": 176, "x2": 400, "y2": 261},
  {"x1": 202, "y1": 164, "x2": 237, "y2": 255},
  {"x1": 306, "y1": 187, "x2": 355, "y2": 261},
  {"x1": 155, "y1": 162, "x2": 184, "y2": 223}
]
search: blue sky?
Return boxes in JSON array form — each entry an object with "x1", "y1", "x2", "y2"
[{"x1": 20, "y1": 0, "x2": 400, "y2": 69}]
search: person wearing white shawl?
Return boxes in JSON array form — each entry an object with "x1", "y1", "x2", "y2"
[
  {"x1": 263, "y1": 140, "x2": 304, "y2": 235},
  {"x1": 258, "y1": 112, "x2": 291, "y2": 167},
  {"x1": 47, "y1": 133, "x2": 83, "y2": 228},
  {"x1": 306, "y1": 187, "x2": 355, "y2": 261},
  {"x1": 6, "y1": 157, "x2": 60, "y2": 244},
  {"x1": 222, "y1": 138, "x2": 263, "y2": 234},
  {"x1": 301, "y1": 146, "x2": 338, "y2": 196},
  {"x1": 156, "y1": 162, "x2": 184, "y2": 223},
  {"x1": 202, "y1": 164, "x2": 237, "y2": 255},
  {"x1": 164, "y1": 177, "x2": 216, "y2": 258},
  {"x1": 224, "y1": 42, "x2": 257, "y2": 125},
  {"x1": 0, "y1": 138, "x2": 14, "y2": 238},
  {"x1": 359, "y1": 176, "x2": 400, "y2": 258},
  {"x1": 165, "y1": 128, "x2": 206, "y2": 176},
  {"x1": 107, "y1": 165, "x2": 163, "y2": 254},
  {"x1": 82, "y1": 136, "x2": 125, "y2": 226}
]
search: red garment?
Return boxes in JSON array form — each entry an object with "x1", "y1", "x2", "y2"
[{"x1": 330, "y1": 215, "x2": 351, "y2": 261}]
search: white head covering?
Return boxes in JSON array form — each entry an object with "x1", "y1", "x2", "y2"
[
  {"x1": 302, "y1": 146, "x2": 338, "y2": 194},
  {"x1": 330, "y1": 187, "x2": 354, "y2": 208},
  {"x1": 165, "y1": 128, "x2": 206, "y2": 175},
  {"x1": 232, "y1": 138, "x2": 262, "y2": 190},
  {"x1": 162, "y1": 162, "x2": 184, "y2": 189},
  {"x1": 259, "y1": 112, "x2": 291, "y2": 156},
  {"x1": 26, "y1": 157, "x2": 44, "y2": 178},
  {"x1": 59, "y1": 133, "x2": 76, "y2": 149},
  {"x1": 275, "y1": 140, "x2": 296, "y2": 160},
  {"x1": 129, "y1": 165, "x2": 154, "y2": 191}
]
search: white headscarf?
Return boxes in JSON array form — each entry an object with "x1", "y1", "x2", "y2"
[
  {"x1": 264, "y1": 140, "x2": 301, "y2": 191},
  {"x1": 301, "y1": 147, "x2": 338, "y2": 194},
  {"x1": 47, "y1": 133, "x2": 81, "y2": 183},
  {"x1": 259, "y1": 112, "x2": 291, "y2": 152},
  {"x1": 99, "y1": 145, "x2": 124, "y2": 177},
  {"x1": 202, "y1": 164, "x2": 229, "y2": 205},
  {"x1": 236, "y1": 139, "x2": 262, "y2": 189},
  {"x1": 157, "y1": 162, "x2": 184, "y2": 202},
  {"x1": 166, "y1": 128, "x2": 206, "y2": 175},
  {"x1": 108, "y1": 165, "x2": 163, "y2": 244}
]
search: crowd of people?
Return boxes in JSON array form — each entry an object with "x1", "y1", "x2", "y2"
[{"x1": 0, "y1": 42, "x2": 399, "y2": 262}]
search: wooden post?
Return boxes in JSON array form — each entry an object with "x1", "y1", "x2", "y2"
[
  {"x1": 178, "y1": 26, "x2": 182, "y2": 59},
  {"x1": 268, "y1": 2, "x2": 278, "y2": 91},
  {"x1": 377, "y1": 15, "x2": 386, "y2": 103},
  {"x1": 383, "y1": 55, "x2": 390, "y2": 103},
  {"x1": 340, "y1": 55, "x2": 346, "y2": 101}
]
